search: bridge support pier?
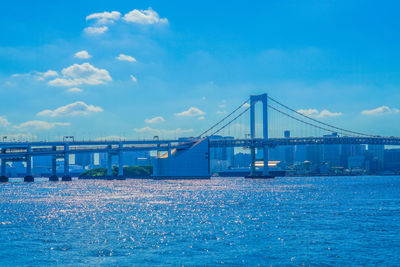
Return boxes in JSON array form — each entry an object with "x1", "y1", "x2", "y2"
[
  {"x1": 62, "y1": 144, "x2": 71, "y2": 181},
  {"x1": 117, "y1": 143, "x2": 125, "y2": 180},
  {"x1": 49, "y1": 146, "x2": 58, "y2": 181},
  {"x1": 250, "y1": 97, "x2": 256, "y2": 176},
  {"x1": 262, "y1": 97, "x2": 269, "y2": 176},
  {"x1": 24, "y1": 146, "x2": 34, "y2": 182},
  {"x1": 107, "y1": 152, "x2": 113, "y2": 179},
  {"x1": 263, "y1": 146, "x2": 269, "y2": 176},
  {"x1": 0, "y1": 158, "x2": 8, "y2": 182}
]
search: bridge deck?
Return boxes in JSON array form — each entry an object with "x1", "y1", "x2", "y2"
[{"x1": 1, "y1": 136, "x2": 400, "y2": 159}]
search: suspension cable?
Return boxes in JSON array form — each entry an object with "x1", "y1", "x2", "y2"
[
  {"x1": 268, "y1": 95, "x2": 375, "y2": 137},
  {"x1": 268, "y1": 105, "x2": 357, "y2": 137},
  {"x1": 198, "y1": 98, "x2": 250, "y2": 138},
  {"x1": 209, "y1": 107, "x2": 250, "y2": 137}
]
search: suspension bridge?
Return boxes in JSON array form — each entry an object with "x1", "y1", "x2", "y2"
[{"x1": 1, "y1": 93, "x2": 399, "y2": 182}]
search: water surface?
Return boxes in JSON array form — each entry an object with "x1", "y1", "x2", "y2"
[{"x1": 0, "y1": 176, "x2": 399, "y2": 266}]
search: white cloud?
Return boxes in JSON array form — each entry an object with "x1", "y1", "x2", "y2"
[
  {"x1": 0, "y1": 116, "x2": 10, "y2": 127},
  {"x1": 130, "y1": 75, "x2": 137, "y2": 83},
  {"x1": 15, "y1": 120, "x2": 70, "y2": 130},
  {"x1": 86, "y1": 11, "x2": 121, "y2": 24},
  {"x1": 198, "y1": 116, "x2": 205, "y2": 120},
  {"x1": 37, "y1": 70, "x2": 58, "y2": 80},
  {"x1": 11, "y1": 73, "x2": 30, "y2": 78},
  {"x1": 37, "y1": 101, "x2": 103, "y2": 117},
  {"x1": 134, "y1": 127, "x2": 193, "y2": 135},
  {"x1": 361, "y1": 106, "x2": 400, "y2": 116},
  {"x1": 297, "y1": 108, "x2": 343, "y2": 118},
  {"x1": 217, "y1": 110, "x2": 227, "y2": 115},
  {"x1": 117, "y1": 54, "x2": 136, "y2": 62},
  {"x1": 12, "y1": 70, "x2": 58, "y2": 81},
  {"x1": 145, "y1": 116, "x2": 165, "y2": 124},
  {"x1": 175, "y1": 107, "x2": 205, "y2": 117},
  {"x1": 242, "y1": 103, "x2": 250, "y2": 108},
  {"x1": 318, "y1": 110, "x2": 343, "y2": 118},
  {"x1": 48, "y1": 63, "x2": 112, "y2": 87},
  {"x1": 123, "y1": 7, "x2": 168, "y2": 25},
  {"x1": 67, "y1": 87, "x2": 83, "y2": 93},
  {"x1": 74, "y1": 50, "x2": 92, "y2": 59},
  {"x1": 84, "y1": 26, "x2": 108, "y2": 34}
]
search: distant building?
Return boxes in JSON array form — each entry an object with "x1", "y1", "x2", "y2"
[
  {"x1": 348, "y1": 155, "x2": 365, "y2": 170},
  {"x1": 294, "y1": 145, "x2": 308, "y2": 163},
  {"x1": 233, "y1": 152, "x2": 251, "y2": 168},
  {"x1": 209, "y1": 136, "x2": 234, "y2": 173},
  {"x1": 384, "y1": 148, "x2": 400, "y2": 172},
  {"x1": 367, "y1": 145, "x2": 384, "y2": 172},
  {"x1": 322, "y1": 133, "x2": 341, "y2": 167},
  {"x1": 75, "y1": 153, "x2": 91, "y2": 167}
]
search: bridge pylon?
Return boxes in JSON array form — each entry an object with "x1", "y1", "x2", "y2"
[{"x1": 249, "y1": 93, "x2": 269, "y2": 177}]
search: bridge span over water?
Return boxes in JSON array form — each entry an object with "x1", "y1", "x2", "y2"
[{"x1": 1, "y1": 94, "x2": 398, "y2": 182}]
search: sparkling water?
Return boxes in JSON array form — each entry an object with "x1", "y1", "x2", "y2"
[{"x1": 1, "y1": 176, "x2": 399, "y2": 266}]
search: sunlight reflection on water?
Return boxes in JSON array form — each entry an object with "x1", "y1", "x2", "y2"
[{"x1": 0, "y1": 176, "x2": 400, "y2": 265}]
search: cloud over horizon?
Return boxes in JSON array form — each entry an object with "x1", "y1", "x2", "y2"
[
  {"x1": 145, "y1": 116, "x2": 165, "y2": 124},
  {"x1": 84, "y1": 26, "x2": 108, "y2": 35},
  {"x1": 15, "y1": 120, "x2": 70, "y2": 130},
  {"x1": 0, "y1": 116, "x2": 10, "y2": 127},
  {"x1": 37, "y1": 101, "x2": 103, "y2": 117},
  {"x1": 297, "y1": 108, "x2": 343, "y2": 118},
  {"x1": 48, "y1": 63, "x2": 112, "y2": 87},
  {"x1": 86, "y1": 11, "x2": 121, "y2": 24},
  {"x1": 123, "y1": 8, "x2": 168, "y2": 25},
  {"x1": 117, "y1": 54, "x2": 136, "y2": 62},
  {"x1": 74, "y1": 50, "x2": 92, "y2": 59},
  {"x1": 175, "y1": 107, "x2": 205, "y2": 117},
  {"x1": 361, "y1": 106, "x2": 400, "y2": 116}
]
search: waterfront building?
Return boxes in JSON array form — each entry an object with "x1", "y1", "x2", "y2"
[
  {"x1": 209, "y1": 136, "x2": 234, "y2": 173},
  {"x1": 367, "y1": 145, "x2": 385, "y2": 172},
  {"x1": 384, "y1": 148, "x2": 400, "y2": 171},
  {"x1": 322, "y1": 133, "x2": 341, "y2": 167}
]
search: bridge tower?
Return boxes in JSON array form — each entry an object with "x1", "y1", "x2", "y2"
[{"x1": 250, "y1": 93, "x2": 269, "y2": 176}]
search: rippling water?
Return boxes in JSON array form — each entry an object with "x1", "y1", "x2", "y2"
[{"x1": 0, "y1": 176, "x2": 399, "y2": 266}]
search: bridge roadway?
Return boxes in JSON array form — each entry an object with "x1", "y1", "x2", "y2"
[
  {"x1": 209, "y1": 136, "x2": 400, "y2": 147},
  {"x1": 0, "y1": 139, "x2": 196, "y2": 159},
  {"x1": 1, "y1": 136, "x2": 400, "y2": 181},
  {"x1": 1, "y1": 136, "x2": 400, "y2": 159}
]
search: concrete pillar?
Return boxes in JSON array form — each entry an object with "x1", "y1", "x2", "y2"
[
  {"x1": 62, "y1": 144, "x2": 71, "y2": 181},
  {"x1": 1, "y1": 159, "x2": 6, "y2": 176},
  {"x1": 0, "y1": 158, "x2": 8, "y2": 182},
  {"x1": 250, "y1": 97, "x2": 256, "y2": 176},
  {"x1": 118, "y1": 143, "x2": 124, "y2": 179},
  {"x1": 49, "y1": 146, "x2": 58, "y2": 181},
  {"x1": 107, "y1": 152, "x2": 112, "y2": 178},
  {"x1": 263, "y1": 94, "x2": 269, "y2": 176},
  {"x1": 157, "y1": 145, "x2": 161, "y2": 177},
  {"x1": 24, "y1": 145, "x2": 34, "y2": 182}
]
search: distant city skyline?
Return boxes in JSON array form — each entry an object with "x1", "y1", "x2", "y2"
[{"x1": 1, "y1": 1, "x2": 400, "y2": 140}]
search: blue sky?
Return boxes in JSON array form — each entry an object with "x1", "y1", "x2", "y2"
[{"x1": 1, "y1": 0, "x2": 400, "y2": 140}]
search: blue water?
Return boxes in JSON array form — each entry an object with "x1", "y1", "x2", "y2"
[{"x1": 0, "y1": 176, "x2": 399, "y2": 266}]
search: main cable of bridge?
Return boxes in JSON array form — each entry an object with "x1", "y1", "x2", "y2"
[
  {"x1": 197, "y1": 98, "x2": 250, "y2": 138},
  {"x1": 268, "y1": 105, "x2": 357, "y2": 137},
  {"x1": 267, "y1": 95, "x2": 377, "y2": 137}
]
